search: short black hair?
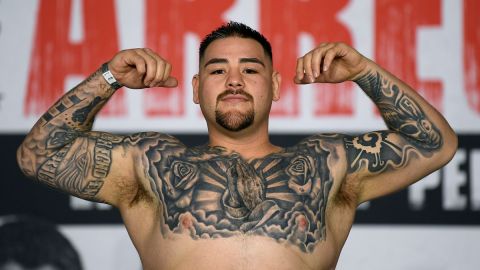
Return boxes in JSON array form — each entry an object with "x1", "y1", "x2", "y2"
[
  {"x1": 199, "y1": 21, "x2": 272, "y2": 62},
  {"x1": 0, "y1": 216, "x2": 83, "y2": 270}
]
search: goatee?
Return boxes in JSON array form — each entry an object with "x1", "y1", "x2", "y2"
[
  {"x1": 215, "y1": 89, "x2": 255, "y2": 132},
  {"x1": 215, "y1": 109, "x2": 254, "y2": 132}
]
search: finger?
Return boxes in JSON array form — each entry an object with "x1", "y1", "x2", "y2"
[
  {"x1": 311, "y1": 49, "x2": 322, "y2": 78},
  {"x1": 123, "y1": 53, "x2": 147, "y2": 78},
  {"x1": 293, "y1": 75, "x2": 309, "y2": 84},
  {"x1": 295, "y1": 57, "x2": 305, "y2": 83},
  {"x1": 302, "y1": 52, "x2": 314, "y2": 82},
  {"x1": 294, "y1": 73, "x2": 315, "y2": 85},
  {"x1": 150, "y1": 61, "x2": 168, "y2": 87},
  {"x1": 323, "y1": 45, "x2": 342, "y2": 72},
  {"x1": 151, "y1": 59, "x2": 171, "y2": 87},
  {"x1": 162, "y1": 62, "x2": 172, "y2": 83},
  {"x1": 135, "y1": 49, "x2": 158, "y2": 86},
  {"x1": 143, "y1": 48, "x2": 169, "y2": 86},
  {"x1": 310, "y1": 42, "x2": 330, "y2": 78},
  {"x1": 142, "y1": 48, "x2": 162, "y2": 86},
  {"x1": 312, "y1": 43, "x2": 335, "y2": 76}
]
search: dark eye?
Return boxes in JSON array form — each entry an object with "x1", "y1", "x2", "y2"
[
  {"x1": 244, "y1": 68, "x2": 258, "y2": 74},
  {"x1": 211, "y1": 69, "x2": 225, "y2": 75}
]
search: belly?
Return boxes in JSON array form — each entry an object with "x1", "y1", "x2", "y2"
[{"x1": 140, "y1": 233, "x2": 339, "y2": 270}]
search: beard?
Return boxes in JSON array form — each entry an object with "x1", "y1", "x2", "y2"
[
  {"x1": 214, "y1": 89, "x2": 255, "y2": 132},
  {"x1": 215, "y1": 108, "x2": 254, "y2": 132}
]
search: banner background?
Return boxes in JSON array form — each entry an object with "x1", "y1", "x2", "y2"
[{"x1": 0, "y1": 0, "x2": 479, "y2": 269}]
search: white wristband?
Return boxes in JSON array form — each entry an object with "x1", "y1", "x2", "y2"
[{"x1": 101, "y1": 62, "x2": 123, "y2": 90}]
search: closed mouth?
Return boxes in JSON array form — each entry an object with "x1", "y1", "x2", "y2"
[
  {"x1": 217, "y1": 90, "x2": 253, "y2": 103},
  {"x1": 220, "y1": 94, "x2": 250, "y2": 102}
]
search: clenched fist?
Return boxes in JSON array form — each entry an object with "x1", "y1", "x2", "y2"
[{"x1": 107, "y1": 48, "x2": 178, "y2": 89}]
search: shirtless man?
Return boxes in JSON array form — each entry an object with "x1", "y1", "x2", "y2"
[{"x1": 17, "y1": 22, "x2": 457, "y2": 270}]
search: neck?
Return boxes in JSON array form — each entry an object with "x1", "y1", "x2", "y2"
[{"x1": 207, "y1": 122, "x2": 281, "y2": 160}]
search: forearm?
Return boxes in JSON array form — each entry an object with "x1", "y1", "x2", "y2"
[
  {"x1": 39, "y1": 67, "x2": 114, "y2": 131},
  {"x1": 354, "y1": 61, "x2": 456, "y2": 153},
  {"x1": 18, "y1": 67, "x2": 117, "y2": 177}
]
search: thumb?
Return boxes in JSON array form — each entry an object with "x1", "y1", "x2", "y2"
[
  {"x1": 162, "y1": 77, "x2": 178, "y2": 88},
  {"x1": 293, "y1": 75, "x2": 312, "y2": 85}
]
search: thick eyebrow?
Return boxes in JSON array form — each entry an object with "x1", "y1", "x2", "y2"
[
  {"x1": 239, "y1": 57, "x2": 265, "y2": 67},
  {"x1": 203, "y1": 58, "x2": 228, "y2": 68},
  {"x1": 203, "y1": 57, "x2": 265, "y2": 68}
]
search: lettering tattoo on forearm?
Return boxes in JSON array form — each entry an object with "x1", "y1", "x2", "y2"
[
  {"x1": 136, "y1": 134, "x2": 335, "y2": 253},
  {"x1": 37, "y1": 144, "x2": 72, "y2": 187},
  {"x1": 345, "y1": 71, "x2": 443, "y2": 173},
  {"x1": 36, "y1": 132, "x2": 116, "y2": 200},
  {"x1": 92, "y1": 133, "x2": 113, "y2": 178}
]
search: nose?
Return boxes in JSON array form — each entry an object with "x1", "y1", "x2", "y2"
[{"x1": 226, "y1": 69, "x2": 244, "y2": 90}]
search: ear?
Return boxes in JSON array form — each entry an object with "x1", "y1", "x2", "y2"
[
  {"x1": 272, "y1": 71, "x2": 281, "y2": 101},
  {"x1": 192, "y1": 74, "x2": 200, "y2": 104}
]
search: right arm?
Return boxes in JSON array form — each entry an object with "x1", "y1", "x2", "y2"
[{"x1": 17, "y1": 48, "x2": 178, "y2": 207}]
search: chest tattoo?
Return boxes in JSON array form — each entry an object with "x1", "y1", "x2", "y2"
[{"x1": 145, "y1": 140, "x2": 333, "y2": 252}]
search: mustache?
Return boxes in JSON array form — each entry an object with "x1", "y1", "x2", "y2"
[{"x1": 217, "y1": 89, "x2": 253, "y2": 102}]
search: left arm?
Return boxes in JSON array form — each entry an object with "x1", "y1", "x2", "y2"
[{"x1": 295, "y1": 42, "x2": 457, "y2": 204}]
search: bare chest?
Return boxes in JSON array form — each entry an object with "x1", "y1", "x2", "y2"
[{"x1": 146, "y1": 145, "x2": 334, "y2": 253}]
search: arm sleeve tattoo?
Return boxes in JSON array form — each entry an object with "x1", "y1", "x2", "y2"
[
  {"x1": 344, "y1": 71, "x2": 443, "y2": 174},
  {"x1": 18, "y1": 68, "x2": 119, "y2": 201}
]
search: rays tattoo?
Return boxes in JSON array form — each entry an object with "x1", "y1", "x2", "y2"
[{"x1": 143, "y1": 136, "x2": 334, "y2": 252}]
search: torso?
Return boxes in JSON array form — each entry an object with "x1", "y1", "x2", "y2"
[{"x1": 120, "y1": 134, "x2": 358, "y2": 270}]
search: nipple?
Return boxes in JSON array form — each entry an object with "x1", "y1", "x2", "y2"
[
  {"x1": 296, "y1": 215, "x2": 308, "y2": 231},
  {"x1": 180, "y1": 215, "x2": 193, "y2": 229}
]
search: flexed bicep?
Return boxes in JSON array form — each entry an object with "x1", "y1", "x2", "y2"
[
  {"x1": 21, "y1": 130, "x2": 185, "y2": 207},
  {"x1": 343, "y1": 68, "x2": 456, "y2": 203},
  {"x1": 27, "y1": 130, "x2": 128, "y2": 203}
]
